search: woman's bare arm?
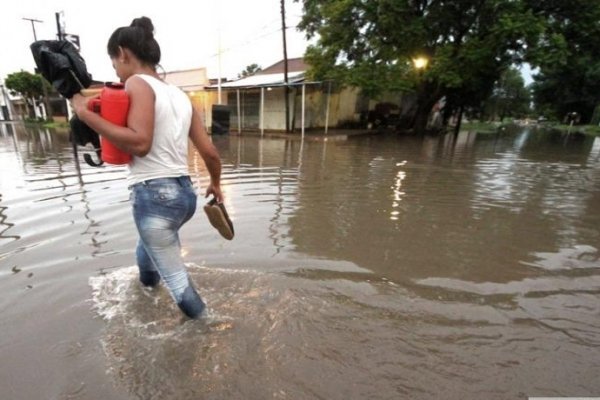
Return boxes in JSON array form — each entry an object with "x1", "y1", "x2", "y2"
[
  {"x1": 189, "y1": 106, "x2": 223, "y2": 201},
  {"x1": 70, "y1": 76, "x2": 155, "y2": 157}
]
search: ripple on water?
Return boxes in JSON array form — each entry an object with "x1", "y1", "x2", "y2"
[{"x1": 89, "y1": 262, "x2": 600, "y2": 400}]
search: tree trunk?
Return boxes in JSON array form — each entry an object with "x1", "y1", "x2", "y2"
[
  {"x1": 413, "y1": 106, "x2": 430, "y2": 134},
  {"x1": 454, "y1": 104, "x2": 464, "y2": 137},
  {"x1": 411, "y1": 88, "x2": 442, "y2": 134},
  {"x1": 28, "y1": 97, "x2": 36, "y2": 119}
]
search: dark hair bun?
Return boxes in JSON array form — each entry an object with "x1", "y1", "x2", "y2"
[
  {"x1": 130, "y1": 16, "x2": 154, "y2": 37},
  {"x1": 108, "y1": 16, "x2": 161, "y2": 66}
]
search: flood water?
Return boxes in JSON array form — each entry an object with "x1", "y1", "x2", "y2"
[{"x1": 1, "y1": 122, "x2": 600, "y2": 399}]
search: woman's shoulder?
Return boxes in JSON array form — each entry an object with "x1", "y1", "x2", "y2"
[
  {"x1": 128, "y1": 74, "x2": 168, "y2": 94},
  {"x1": 127, "y1": 73, "x2": 159, "y2": 86}
]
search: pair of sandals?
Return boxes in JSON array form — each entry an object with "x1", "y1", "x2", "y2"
[{"x1": 203, "y1": 198, "x2": 235, "y2": 240}]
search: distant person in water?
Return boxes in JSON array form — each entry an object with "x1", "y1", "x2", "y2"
[{"x1": 70, "y1": 16, "x2": 223, "y2": 318}]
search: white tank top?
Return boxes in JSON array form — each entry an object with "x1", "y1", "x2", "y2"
[{"x1": 126, "y1": 74, "x2": 192, "y2": 185}]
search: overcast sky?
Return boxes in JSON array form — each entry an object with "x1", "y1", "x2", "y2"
[
  {"x1": 1, "y1": 0, "x2": 534, "y2": 86},
  {"x1": 1, "y1": 0, "x2": 308, "y2": 83}
]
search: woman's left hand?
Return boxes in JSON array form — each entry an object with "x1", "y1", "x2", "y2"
[{"x1": 205, "y1": 182, "x2": 224, "y2": 203}]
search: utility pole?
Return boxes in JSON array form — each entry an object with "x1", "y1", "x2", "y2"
[
  {"x1": 56, "y1": 11, "x2": 69, "y2": 119},
  {"x1": 23, "y1": 17, "x2": 53, "y2": 120},
  {"x1": 55, "y1": 12, "x2": 65, "y2": 40},
  {"x1": 22, "y1": 17, "x2": 42, "y2": 41},
  {"x1": 217, "y1": 28, "x2": 222, "y2": 104},
  {"x1": 280, "y1": 0, "x2": 290, "y2": 132}
]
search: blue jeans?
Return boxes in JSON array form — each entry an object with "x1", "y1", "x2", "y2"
[{"x1": 130, "y1": 176, "x2": 205, "y2": 318}]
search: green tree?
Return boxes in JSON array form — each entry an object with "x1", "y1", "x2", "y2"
[
  {"x1": 297, "y1": 0, "x2": 544, "y2": 133},
  {"x1": 5, "y1": 70, "x2": 46, "y2": 119},
  {"x1": 527, "y1": 0, "x2": 600, "y2": 123},
  {"x1": 482, "y1": 67, "x2": 531, "y2": 121},
  {"x1": 238, "y1": 63, "x2": 262, "y2": 79}
]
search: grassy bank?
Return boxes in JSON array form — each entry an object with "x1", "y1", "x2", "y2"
[
  {"x1": 42, "y1": 121, "x2": 70, "y2": 129},
  {"x1": 460, "y1": 121, "x2": 503, "y2": 133},
  {"x1": 23, "y1": 120, "x2": 70, "y2": 129},
  {"x1": 462, "y1": 120, "x2": 600, "y2": 137},
  {"x1": 543, "y1": 123, "x2": 600, "y2": 136}
]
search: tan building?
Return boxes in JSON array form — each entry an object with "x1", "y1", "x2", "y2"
[
  {"x1": 200, "y1": 58, "x2": 368, "y2": 133},
  {"x1": 164, "y1": 68, "x2": 209, "y2": 93}
]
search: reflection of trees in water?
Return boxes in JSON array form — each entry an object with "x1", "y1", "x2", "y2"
[
  {"x1": 210, "y1": 135, "x2": 304, "y2": 255},
  {"x1": 71, "y1": 153, "x2": 104, "y2": 257},
  {"x1": 5, "y1": 124, "x2": 72, "y2": 171},
  {"x1": 1, "y1": 123, "x2": 107, "y2": 256},
  {"x1": 285, "y1": 131, "x2": 600, "y2": 284},
  {"x1": 472, "y1": 130, "x2": 599, "y2": 245}
]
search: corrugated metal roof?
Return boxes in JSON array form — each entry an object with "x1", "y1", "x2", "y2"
[
  {"x1": 256, "y1": 58, "x2": 307, "y2": 75},
  {"x1": 211, "y1": 71, "x2": 305, "y2": 89}
]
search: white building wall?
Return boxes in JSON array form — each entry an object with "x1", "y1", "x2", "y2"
[{"x1": 198, "y1": 85, "x2": 362, "y2": 132}]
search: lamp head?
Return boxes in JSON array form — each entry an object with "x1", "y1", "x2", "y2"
[{"x1": 412, "y1": 56, "x2": 429, "y2": 70}]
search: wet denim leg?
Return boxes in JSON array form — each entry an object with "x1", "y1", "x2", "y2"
[
  {"x1": 136, "y1": 239, "x2": 161, "y2": 287},
  {"x1": 131, "y1": 177, "x2": 205, "y2": 318}
]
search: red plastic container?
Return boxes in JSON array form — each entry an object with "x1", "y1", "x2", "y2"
[{"x1": 88, "y1": 82, "x2": 132, "y2": 165}]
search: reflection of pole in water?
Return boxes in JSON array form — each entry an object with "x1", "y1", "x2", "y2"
[
  {"x1": 269, "y1": 157, "x2": 285, "y2": 256},
  {"x1": 70, "y1": 146, "x2": 103, "y2": 255},
  {"x1": 236, "y1": 135, "x2": 242, "y2": 167},
  {"x1": 259, "y1": 137, "x2": 263, "y2": 169},
  {"x1": 268, "y1": 138, "x2": 300, "y2": 255},
  {"x1": 450, "y1": 131, "x2": 477, "y2": 160},
  {"x1": 72, "y1": 137, "x2": 84, "y2": 186},
  {"x1": 0, "y1": 203, "x2": 20, "y2": 241},
  {"x1": 80, "y1": 186, "x2": 103, "y2": 255},
  {"x1": 9, "y1": 124, "x2": 27, "y2": 174},
  {"x1": 51, "y1": 127, "x2": 73, "y2": 213},
  {"x1": 297, "y1": 135, "x2": 305, "y2": 178},
  {"x1": 321, "y1": 138, "x2": 327, "y2": 170}
]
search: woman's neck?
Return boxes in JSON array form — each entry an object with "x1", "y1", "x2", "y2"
[
  {"x1": 127, "y1": 59, "x2": 160, "y2": 80},
  {"x1": 132, "y1": 66, "x2": 160, "y2": 80}
]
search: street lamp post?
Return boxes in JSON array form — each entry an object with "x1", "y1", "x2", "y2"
[
  {"x1": 22, "y1": 18, "x2": 42, "y2": 41},
  {"x1": 23, "y1": 17, "x2": 53, "y2": 120},
  {"x1": 411, "y1": 56, "x2": 429, "y2": 133}
]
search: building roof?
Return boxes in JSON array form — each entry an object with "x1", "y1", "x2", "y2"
[
  {"x1": 164, "y1": 68, "x2": 208, "y2": 92},
  {"x1": 208, "y1": 58, "x2": 309, "y2": 90},
  {"x1": 256, "y1": 58, "x2": 308, "y2": 75},
  {"x1": 215, "y1": 71, "x2": 305, "y2": 89}
]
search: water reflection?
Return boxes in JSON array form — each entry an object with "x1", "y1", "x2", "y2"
[
  {"x1": 0, "y1": 200, "x2": 19, "y2": 241},
  {"x1": 0, "y1": 123, "x2": 131, "y2": 265},
  {"x1": 3, "y1": 125, "x2": 599, "y2": 279},
  {"x1": 2, "y1": 123, "x2": 600, "y2": 399},
  {"x1": 280, "y1": 129, "x2": 600, "y2": 286}
]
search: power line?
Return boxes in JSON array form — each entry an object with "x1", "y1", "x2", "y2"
[{"x1": 206, "y1": 25, "x2": 300, "y2": 59}]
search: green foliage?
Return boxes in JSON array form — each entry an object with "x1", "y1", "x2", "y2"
[
  {"x1": 296, "y1": 0, "x2": 545, "y2": 131},
  {"x1": 5, "y1": 70, "x2": 45, "y2": 99},
  {"x1": 238, "y1": 63, "x2": 262, "y2": 79},
  {"x1": 527, "y1": 0, "x2": 600, "y2": 123},
  {"x1": 482, "y1": 67, "x2": 532, "y2": 120}
]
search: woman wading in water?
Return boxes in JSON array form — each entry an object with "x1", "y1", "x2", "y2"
[{"x1": 71, "y1": 16, "x2": 223, "y2": 318}]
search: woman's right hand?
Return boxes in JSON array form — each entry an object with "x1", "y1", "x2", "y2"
[{"x1": 69, "y1": 93, "x2": 95, "y2": 122}]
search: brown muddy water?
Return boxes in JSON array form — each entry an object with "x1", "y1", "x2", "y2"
[{"x1": 1, "y1": 122, "x2": 599, "y2": 400}]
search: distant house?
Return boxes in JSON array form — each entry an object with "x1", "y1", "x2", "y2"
[
  {"x1": 202, "y1": 57, "x2": 368, "y2": 133},
  {"x1": 164, "y1": 68, "x2": 209, "y2": 93},
  {"x1": 255, "y1": 58, "x2": 308, "y2": 75}
]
